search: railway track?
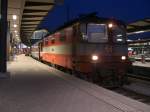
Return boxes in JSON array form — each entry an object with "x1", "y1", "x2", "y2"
[
  {"x1": 109, "y1": 75, "x2": 150, "y2": 105},
  {"x1": 85, "y1": 73, "x2": 150, "y2": 105},
  {"x1": 112, "y1": 87, "x2": 150, "y2": 105},
  {"x1": 127, "y1": 73, "x2": 150, "y2": 82}
]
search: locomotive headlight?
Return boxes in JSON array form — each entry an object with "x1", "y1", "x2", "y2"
[
  {"x1": 108, "y1": 23, "x2": 113, "y2": 28},
  {"x1": 121, "y1": 56, "x2": 126, "y2": 60},
  {"x1": 92, "y1": 55, "x2": 99, "y2": 61}
]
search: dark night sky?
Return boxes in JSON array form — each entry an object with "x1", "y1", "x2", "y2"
[{"x1": 38, "y1": 0, "x2": 150, "y2": 39}]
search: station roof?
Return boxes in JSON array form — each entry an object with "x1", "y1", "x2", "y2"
[
  {"x1": 8, "y1": 0, "x2": 24, "y2": 44},
  {"x1": 8, "y1": 0, "x2": 149, "y2": 45},
  {"x1": 8, "y1": 0, "x2": 56, "y2": 45},
  {"x1": 21, "y1": 0, "x2": 56, "y2": 45},
  {"x1": 127, "y1": 18, "x2": 150, "y2": 35}
]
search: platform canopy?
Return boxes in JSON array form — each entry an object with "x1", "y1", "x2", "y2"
[
  {"x1": 127, "y1": 18, "x2": 150, "y2": 35},
  {"x1": 8, "y1": 0, "x2": 25, "y2": 44},
  {"x1": 8, "y1": 0, "x2": 59, "y2": 45}
]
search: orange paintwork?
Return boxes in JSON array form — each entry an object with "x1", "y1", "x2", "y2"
[{"x1": 42, "y1": 53, "x2": 73, "y2": 69}]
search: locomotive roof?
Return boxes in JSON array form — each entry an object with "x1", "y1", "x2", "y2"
[
  {"x1": 49, "y1": 13, "x2": 125, "y2": 35},
  {"x1": 32, "y1": 13, "x2": 126, "y2": 45}
]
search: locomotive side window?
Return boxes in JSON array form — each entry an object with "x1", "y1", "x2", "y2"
[
  {"x1": 60, "y1": 30, "x2": 66, "y2": 42},
  {"x1": 112, "y1": 25, "x2": 126, "y2": 43},
  {"x1": 80, "y1": 24, "x2": 88, "y2": 41},
  {"x1": 87, "y1": 24, "x2": 108, "y2": 43}
]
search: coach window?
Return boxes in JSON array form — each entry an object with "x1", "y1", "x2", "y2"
[
  {"x1": 51, "y1": 38, "x2": 55, "y2": 44},
  {"x1": 45, "y1": 38, "x2": 49, "y2": 45},
  {"x1": 60, "y1": 31, "x2": 66, "y2": 42}
]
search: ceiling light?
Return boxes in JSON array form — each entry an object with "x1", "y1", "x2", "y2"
[
  {"x1": 117, "y1": 39, "x2": 123, "y2": 42},
  {"x1": 135, "y1": 31, "x2": 144, "y2": 34},
  {"x1": 128, "y1": 48, "x2": 133, "y2": 51},
  {"x1": 12, "y1": 15, "x2": 17, "y2": 20},
  {"x1": 127, "y1": 39, "x2": 132, "y2": 42},
  {"x1": 14, "y1": 24, "x2": 17, "y2": 28},
  {"x1": 117, "y1": 34, "x2": 122, "y2": 37},
  {"x1": 14, "y1": 30, "x2": 17, "y2": 33}
]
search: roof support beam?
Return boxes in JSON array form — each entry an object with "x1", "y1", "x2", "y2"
[
  {"x1": 22, "y1": 15, "x2": 45, "y2": 18},
  {"x1": 21, "y1": 27, "x2": 35, "y2": 31},
  {"x1": 21, "y1": 30, "x2": 33, "y2": 32},
  {"x1": 23, "y1": 9, "x2": 49, "y2": 13},
  {"x1": 25, "y1": 1, "x2": 55, "y2": 6},
  {"x1": 22, "y1": 20, "x2": 41, "y2": 22},
  {"x1": 21, "y1": 24, "x2": 38, "y2": 26},
  {"x1": 129, "y1": 25, "x2": 142, "y2": 29},
  {"x1": 127, "y1": 25, "x2": 150, "y2": 32},
  {"x1": 143, "y1": 20, "x2": 150, "y2": 23}
]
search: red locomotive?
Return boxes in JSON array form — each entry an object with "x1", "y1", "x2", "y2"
[{"x1": 31, "y1": 14, "x2": 131, "y2": 86}]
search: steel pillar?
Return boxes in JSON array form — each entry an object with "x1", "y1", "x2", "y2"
[{"x1": 0, "y1": 0, "x2": 8, "y2": 73}]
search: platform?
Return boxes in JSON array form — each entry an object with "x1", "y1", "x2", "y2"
[
  {"x1": 133, "y1": 61, "x2": 150, "y2": 68},
  {"x1": 0, "y1": 55, "x2": 149, "y2": 112}
]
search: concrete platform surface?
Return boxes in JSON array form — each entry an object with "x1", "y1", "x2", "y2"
[
  {"x1": 133, "y1": 61, "x2": 150, "y2": 68},
  {"x1": 0, "y1": 54, "x2": 149, "y2": 112}
]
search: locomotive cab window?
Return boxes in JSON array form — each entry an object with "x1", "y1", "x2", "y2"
[
  {"x1": 80, "y1": 23, "x2": 108, "y2": 43},
  {"x1": 80, "y1": 24, "x2": 88, "y2": 41},
  {"x1": 112, "y1": 25, "x2": 126, "y2": 43},
  {"x1": 87, "y1": 24, "x2": 108, "y2": 43}
]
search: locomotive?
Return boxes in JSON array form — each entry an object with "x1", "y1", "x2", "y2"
[{"x1": 31, "y1": 14, "x2": 131, "y2": 86}]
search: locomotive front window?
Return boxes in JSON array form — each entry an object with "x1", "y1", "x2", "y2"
[
  {"x1": 111, "y1": 25, "x2": 126, "y2": 43},
  {"x1": 87, "y1": 24, "x2": 108, "y2": 43},
  {"x1": 80, "y1": 23, "x2": 108, "y2": 43}
]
